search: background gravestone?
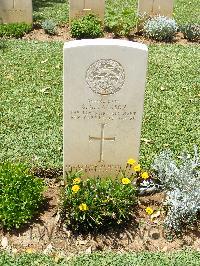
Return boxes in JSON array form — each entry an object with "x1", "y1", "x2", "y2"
[
  {"x1": 69, "y1": 0, "x2": 105, "y2": 23},
  {"x1": 63, "y1": 39, "x2": 148, "y2": 177},
  {"x1": 0, "y1": 0, "x2": 32, "y2": 24},
  {"x1": 138, "y1": 0, "x2": 174, "y2": 18}
]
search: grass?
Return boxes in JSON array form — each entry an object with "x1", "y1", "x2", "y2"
[
  {"x1": 0, "y1": 251, "x2": 200, "y2": 266},
  {"x1": 32, "y1": 0, "x2": 200, "y2": 25},
  {"x1": 32, "y1": 0, "x2": 68, "y2": 25},
  {"x1": 174, "y1": 0, "x2": 200, "y2": 25},
  {"x1": 140, "y1": 44, "x2": 200, "y2": 167},
  {"x1": 0, "y1": 41, "x2": 199, "y2": 169},
  {"x1": 0, "y1": 41, "x2": 63, "y2": 168}
]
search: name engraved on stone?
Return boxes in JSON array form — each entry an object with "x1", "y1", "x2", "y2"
[
  {"x1": 86, "y1": 59, "x2": 125, "y2": 95},
  {"x1": 70, "y1": 99, "x2": 136, "y2": 121},
  {"x1": 89, "y1": 123, "x2": 116, "y2": 162}
]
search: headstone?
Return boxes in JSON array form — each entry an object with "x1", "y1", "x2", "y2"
[
  {"x1": 0, "y1": 0, "x2": 32, "y2": 24},
  {"x1": 138, "y1": 0, "x2": 174, "y2": 18},
  {"x1": 63, "y1": 39, "x2": 148, "y2": 177},
  {"x1": 69, "y1": 0, "x2": 105, "y2": 22}
]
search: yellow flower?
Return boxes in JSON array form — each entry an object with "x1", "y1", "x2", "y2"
[
  {"x1": 54, "y1": 254, "x2": 61, "y2": 263},
  {"x1": 141, "y1": 172, "x2": 149, "y2": 179},
  {"x1": 122, "y1": 177, "x2": 131, "y2": 184},
  {"x1": 133, "y1": 164, "x2": 141, "y2": 172},
  {"x1": 73, "y1": 177, "x2": 81, "y2": 184},
  {"x1": 127, "y1": 158, "x2": 136, "y2": 165},
  {"x1": 145, "y1": 207, "x2": 154, "y2": 215},
  {"x1": 79, "y1": 203, "x2": 88, "y2": 211},
  {"x1": 26, "y1": 248, "x2": 34, "y2": 254},
  {"x1": 72, "y1": 185, "x2": 80, "y2": 193}
]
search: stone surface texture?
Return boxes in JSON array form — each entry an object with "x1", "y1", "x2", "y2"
[
  {"x1": 0, "y1": 0, "x2": 32, "y2": 24},
  {"x1": 63, "y1": 39, "x2": 148, "y2": 177},
  {"x1": 69, "y1": 0, "x2": 105, "y2": 22},
  {"x1": 138, "y1": 0, "x2": 174, "y2": 17}
]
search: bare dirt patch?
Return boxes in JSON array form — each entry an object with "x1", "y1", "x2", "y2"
[{"x1": 22, "y1": 25, "x2": 197, "y2": 46}]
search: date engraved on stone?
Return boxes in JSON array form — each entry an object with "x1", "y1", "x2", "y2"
[{"x1": 86, "y1": 59, "x2": 125, "y2": 95}]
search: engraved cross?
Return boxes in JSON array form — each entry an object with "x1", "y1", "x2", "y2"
[{"x1": 89, "y1": 124, "x2": 116, "y2": 162}]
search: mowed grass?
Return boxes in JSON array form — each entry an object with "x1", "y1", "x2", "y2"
[
  {"x1": 32, "y1": 0, "x2": 200, "y2": 25},
  {"x1": 0, "y1": 41, "x2": 63, "y2": 168},
  {"x1": 0, "y1": 41, "x2": 199, "y2": 168},
  {"x1": 33, "y1": 0, "x2": 68, "y2": 25},
  {"x1": 0, "y1": 251, "x2": 200, "y2": 266}
]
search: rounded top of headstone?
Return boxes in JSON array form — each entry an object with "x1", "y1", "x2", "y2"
[{"x1": 86, "y1": 59, "x2": 125, "y2": 95}]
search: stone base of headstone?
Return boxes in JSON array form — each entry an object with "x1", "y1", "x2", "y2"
[
  {"x1": 0, "y1": 0, "x2": 33, "y2": 24},
  {"x1": 69, "y1": 0, "x2": 105, "y2": 24},
  {"x1": 137, "y1": 0, "x2": 174, "y2": 31}
]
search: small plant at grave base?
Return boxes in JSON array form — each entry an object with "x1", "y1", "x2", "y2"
[
  {"x1": 70, "y1": 14, "x2": 103, "y2": 39},
  {"x1": 41, "y1": 19, "x2": 57, "y2": 35},
  {"x1": 0, "y1": 162, "x2": 45, "y2": 229},
  {"x1": 152, "y1": 146, "x2": 200, "y2": 234},
  {"x1": 0, "y1": 23, "x2": 32, "y2": 38},
  {"x1": 180, "y1": 24, "x2": 200, "y2": 42},
  {"x1": 105, "y1": 0, "x2": 138, "y2": 37},
  {"x1": 61, "y1": 169, "x2": 137, "y2": 233},
  {"x1": 127, "y1": 159, "x2": 160, "y2": 196},
  {"x1": 144, "y1": 16, "x2": 178, "y2": 42}
]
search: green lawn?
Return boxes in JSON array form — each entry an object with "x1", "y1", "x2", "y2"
[
  {"x1": 1, "y1": 41, "x2": 199, "y2": 169},
  {"x1": 0, "y1": 251, "x2": 200, "y2": 266},
  {"x1": 33, "y1": 0, "x2": 68, "y2": 25},
  {"x1": 32, "y1": 0, "x2": 200, "y2": 25}
]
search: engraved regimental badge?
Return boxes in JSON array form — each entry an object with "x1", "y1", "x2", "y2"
[{"x1": 86, "y1": 59, "x2": 125, "y2": 95}]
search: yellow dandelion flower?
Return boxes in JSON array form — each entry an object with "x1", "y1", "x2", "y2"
[
  {"x1": 145, "y1": 207, "x2": 154, "y2": 215},
  {"x1": 127, "y1": 158, "x2": 136, "y2": 165},
  {"x1": 122, "y1": 177, "x2": 131, "y2": 184},
  {"x1": 133, "y1": 164, "x2": 141, "y2": 172},
  {"x1": 79, "y1": 203, "x2": 88, "y2": 211},
  {"x1": 141, "y1": 172, "x2": 149, "y2": 179},
  {"x1": 73, "y1": 177, "x2": 81, "y2": 184},
  {"x1": 72, "y1": 185, "x2": 80, "y2": 193}
]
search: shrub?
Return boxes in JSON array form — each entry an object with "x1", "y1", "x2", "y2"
[
  {"x1": 61, "y1": 170, "x2": 137, "y2": 233},
  {"x1": 70, "y1": 14, "x2": 103, "y2": 39},
  {"x1": 41, "y1": 19, "x2": 57, "y2": 35},
  {"x1": 105, "y1": 0, "x2": 138, "y2": 36},
  {"x1": 144, "y1": 16, "x2": 177, "y2": 42},
  {"x1": 0, "y1": 38, "x2": 7, "y2": 51},
  {"x1": 0, "y1": 162, "x2": 45, "y2": 229},
  {"x1": 180, "y1": 24, "x2": 200, "y2": 42},
  {"x1": 0, "y1": 23, "x2": 32, "y2": 38},
  {"x1": 152, "y1": 146, "x2": 200, "y2": 233}
]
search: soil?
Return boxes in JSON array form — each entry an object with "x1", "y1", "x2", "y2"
[
  {"x1": 0, "y1": 175, "x2": 200, "y2": 256},
  {"x1": 21, "y1": 24, "x2": 199, "y2": 45}
]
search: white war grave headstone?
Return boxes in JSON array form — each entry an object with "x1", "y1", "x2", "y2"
[
  {"x1": 63, "y1": 39, "x2": 148, "y2": 177},
  {"x1": 69, "y1": 0, "x2": 105, "y2": 23},
  {"x1": 0, "y1": 0, "x2": 32, "y2": 24},
  {"x1": 138, "y1": 0, "x2": 174, "y2": 18}
]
